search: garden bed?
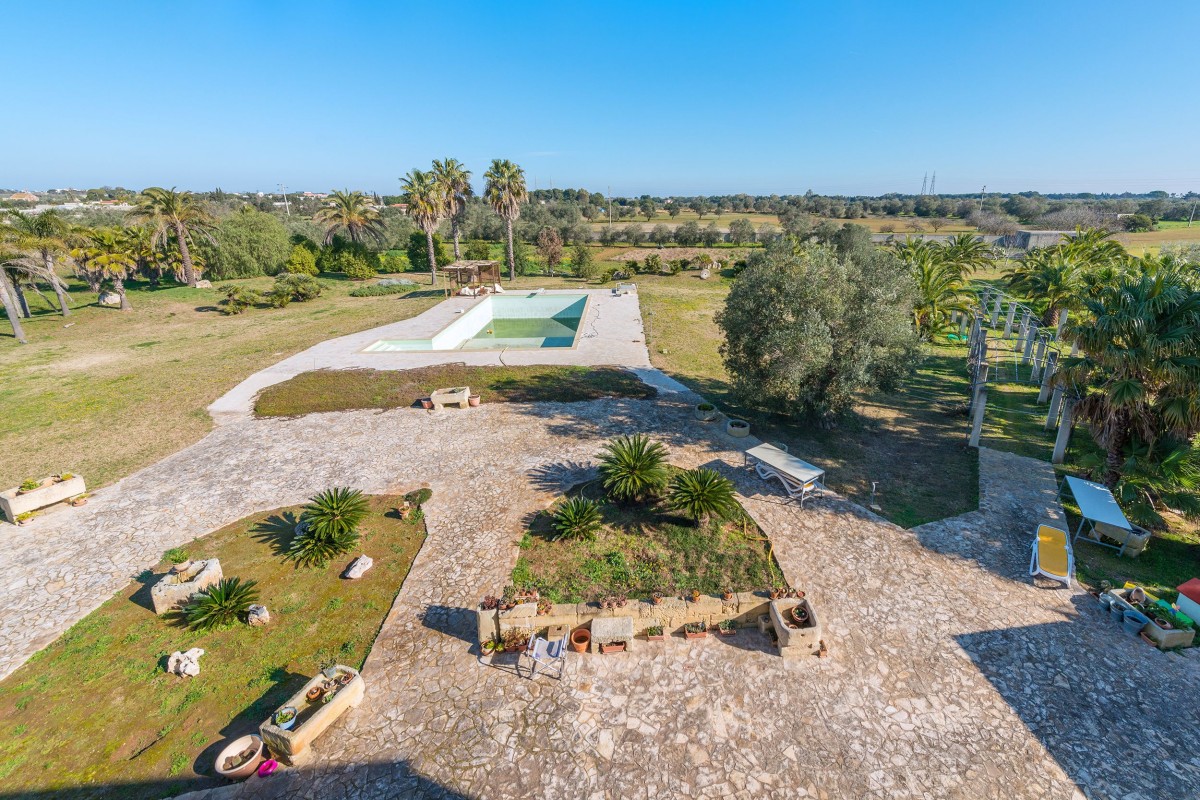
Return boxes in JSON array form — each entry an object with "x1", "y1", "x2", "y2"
[
  {"x1": 511, "y1": 475, "x2": 782, "y2": 603},
  {"x1": 254, "y1": 365, "x2": 656, "y2": 417},
  {"x1": 0, "y1": 495, "x2": 425, "y2": 799}
]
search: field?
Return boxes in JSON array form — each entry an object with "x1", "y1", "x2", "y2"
[
  {"x1": 0, "y1": 495, "x2": 426, "y2": 798},
  {"x1": 588, "y1": 211, "x2": 980, "y2": 234},
  {"x1": 1117, "y1": 220, "x2": 1200, "y2": 255}
]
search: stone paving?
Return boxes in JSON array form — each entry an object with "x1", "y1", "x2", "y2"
[{"x1": 4, "y1": 390, "x2": 1199, "y2": 799}]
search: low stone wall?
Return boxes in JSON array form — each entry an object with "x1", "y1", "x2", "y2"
[{"x1": 477, "y1": 592, "x2": 774, "y2": 644}]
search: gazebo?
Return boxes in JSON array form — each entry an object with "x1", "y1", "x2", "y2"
[{"x1": 442, "y1": 260, "x2": 502, "y2": 296}]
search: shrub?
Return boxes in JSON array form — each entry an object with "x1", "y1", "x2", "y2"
[
  {"x1": 465, "y1": 239, "x2": 492, "y2": 260},
  {"x1": 644, "y1": 253, "x2": 663, "y2": 274},
  {"x1": 273, "y1": 273, "x2": 323, "y2": 302},
  {"x1": 284, "y1": 244, "x2": 319, "y2": 276},
  {"x1": 404, "y1": 487, "x2": 433, "y2": 507},
  {"x1": 331, "y1": 252, "x2": 376, "y2": 280},
  {"x1": 290, "y1": 487, "x2": 369, "y2": 567},
  {"x1": 571, "y1": 242, "x2": 598, "y2": 279},
  {"x1": 379, "y1": 251, "x2": 409, "y2": 273},
  {"x1": 349, "y1": 280, "x2": 416, "y2": 297},
  {"x1": 667, "y1": 468, "x2": 737, "y2": 524},
  {"x1": 19, "y1": 478, "x2": 40, "y2": 492},
  {"x1": 598, "y1": 434, "x2": 669, "y2": 502},
  {"x1": 406, "y1": 231, "x2": 449, "y2": 271},
  {"x1": 550, "y1": 496, "x2": 603, "y2": 541},
  {"x1": 181, "y1": 577, "x2": 260, "y2": 631},
  {"x1": 218, "y1": 284, "x2": 257, "y2": 315}
]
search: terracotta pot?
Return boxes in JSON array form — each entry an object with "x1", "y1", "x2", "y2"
[
  {"x1": 570, "y1": 628, "x2": 591, "y2": 653},
  {"x1": 600, "y1": 642, "x2": 626, "y2": 654},
  {"x1": 468, "y1": 394, "x2": 481, "y2": 407},
  {"x1": 722, "y1": 591, "x2": 734, "y2": 601},
  {"x1": 214, "y1": 734, "x2": 264, "y2": 781},
  {"x1": 719, "y1": 628, "x2": 737, "y2": 636},
  {"x1": 420, "y1": 399, "x2": 433, "y2": 410},
  {"x1": 647, "y1": 634, "x2": 665, "y2": 641},
  {"x1": 690, "y1": 592, "x2": 701, "y2": 603},
  {"x1": 305, "y1": 686, "x2": 324, "y2": 703},
  {"x1": 684, "y1": 630, "x2": 707, "y2": 640}
]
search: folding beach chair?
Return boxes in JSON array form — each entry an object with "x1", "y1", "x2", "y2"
[
  {"x1": 524, "y1": 627, "x2": 568, "y2": 679},
  {"x1": 1029, "y1": 524, "x2": 1073, "y2": 588}
]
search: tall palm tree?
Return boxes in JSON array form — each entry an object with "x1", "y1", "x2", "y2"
[
  {"x1": 313, "y1": 189, "x2": 385, "y2": 246},
  {"x1": 432, "y1": 158, "x2": 472, "y2": 260},
  {"x1": 4, "y1": 209, "x2": 75, "y2": 316},
  {"x1": 400, "y1": 169, "x2": 444, "y2": 285},
  {"x1": 76, "y1": 229, "x2": 137, "y2": 311},
  {"x1": 1061, "y1": 265, "x2": 1200, "y2": 488},
  {"x1": 893, "y1": 238, "x2": 971, "y2": 339},
  {"x1": 129, "y1": 187, "x2": 215, "y2": 287},
  {"x1": 939, "y1": 232, "x2": 994, "y2": 276},
  {"x1": 1004, "y1": 249, "x2": 1085, "y2": 327},
  {"x1": 0, "y1": 248, "x2": 33, "y2": 342},
  {"x1": 1060, "y1": 227, "x2": 1126, "y2": 269},
  {"x1": 484, "y1": 159, "x2": 528, "y2": 281}
]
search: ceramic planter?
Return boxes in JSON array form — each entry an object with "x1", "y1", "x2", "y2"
[
  {"x1": 694, "y1": 404, "x2": 719, "y2": 422},
  {"x1": 468, "y1": 395, "x2": 481, "y2": 407},
  {"x1": 684, "y1": 629, "x2": 707, "y2": 640},
  {"x1": 726, "y1": 419, "x2": 750, "y2": 438},
  {"x1": 570, "y1": 629, "x2": 591, "y2": 653},
  {"x1": 600, "y1": 642, "x2": 626, "y2": 654},
  {"x1": 214, "y1": 734, "x2": 264, "y2": 780}
]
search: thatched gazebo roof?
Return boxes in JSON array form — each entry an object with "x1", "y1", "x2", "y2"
[{"x1": 443, "y1": 260, "x2": 501, "y2": 287}]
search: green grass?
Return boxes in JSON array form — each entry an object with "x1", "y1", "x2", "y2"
[
  {"x1": 255, "y1": 365, "x2": 656, "y2": 417},
  {"x1": 0, "y1": 495, "x2": 426, "y2": 798},
  {"x1": 513, "y1": 477, "x2": 782, "y2": 602}
]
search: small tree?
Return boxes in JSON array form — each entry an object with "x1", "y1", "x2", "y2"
[
  {"x1": 728, "y1": 218, "x2": 755, "y2": 245},
  {"x1": 639, "y1": 197, "x2": 656, "y2": 221},
  {"x1": 284, "y1": 244, "x2": 319, "y2": 276},
  {"x1": 701, "y1": 222, "x2": 723, "y2": 247},
  {"x1": 465, "y1": 239, "x2": 492, "y2": 260},
  {"x1": 675, "y1": 221, "x2": 701, "y2": 247},
  {"x1": 406, "y1": 231, "x2": 449, "y2": 272},
  {"x1": 928, "y1": 217, "x2": 949, "y2": 233},
  {"x1": 536, "y1": 226, "x2": 564, "y2": 271},
  {"x1": 571, "y1": 243, "x2": 598, "y2": 279},
  {"x1": 623, "y1": 224, "x2": 646, "y2": 246}
]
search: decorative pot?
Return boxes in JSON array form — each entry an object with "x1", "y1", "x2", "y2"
[
  {"x1": 420, "y1": 399, "x2": 433, "y2": 410},
  {"x1": 726, "y1": 419, "x2": 750, "y2": 438},
  {"x1": 790, "y1": 606, "x2": 809, "y2": 626},
  {"x1": 306, "y1": 686, "x2": 324, "y2": 703},
  {"x1": 468, "y1": 394, "x2": 481, "y2": 407},
  {"x1": 570, "y1": 628, "x2": 591, "y2": 653},
  {"x1": 694, "y1": 404, "x2": 719, "y2": 422},
  {"x1": 722, "y1": 591, "x2": 734, "y2": 601},
  {"x1": 274, "y1": 706, "x2": 298, "y2": 730},
  {"x1": 600, "y1": 642, "x2": 626, "y2": 654},
  {"x1": 647, "y1": 634, "x2": 665, "y2": 642},
  {"x1": 214, "y1": 734, "x2": 264, "y2": 781},
  {"x1": 684, "y1": 630, "x2": 707, "y2": 640}
]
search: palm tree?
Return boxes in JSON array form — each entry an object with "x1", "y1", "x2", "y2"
[
  {"x1": 893, "y1": 238, "x2": 972, "y2": 339},
  {"x1": 1004, "y1": 249, "x2": 1085, "y2": 327},
  {"x1": 129, "y1": 187, "x2": 215, "y2": 287},
  {"x1": 0, "y1": 248, "x2": 32, "y2": 342},
  {"x1": 484, "y1": 159, "x2": 528, "y2": 281},
  {"x1": 313, "y1": 189, "x2": 385, "y2": 246},
  {"x1": 76, "y1": 229, "x2": 137, "y2": 311},
  {"x1": 939, "y1": 232, "x2": 994, "y2": 276},
  {"x1": 4, "y1": 210, "x2": 75, "y2": 316},
  {"x1": 400, "y1": 169, "x2": 444, "y2": 285},
  {"x1": 432, "y1": 158, "x2": 472, "y2": 260},
  {"x1": 1061, "y1": 265, "x2": 1200, "y2": 488}
]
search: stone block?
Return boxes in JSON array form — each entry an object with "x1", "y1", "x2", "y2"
[
  {"x1": 735, "y1": 593, "x2": 770, "y2": 624},
  {"x1": 151, "y1": 559, "x2": 223, "y2": 615},
  {"x1": 499, "y1": 602, "x2": 537, "y2": 620},
  {"x1": 770, "y1": 598, "x2": 821, "y2": 658},
  {"x1": 260, "y1": 665, "x2": 364, "y2": 766},
  {"x1": 1, "y1": 475, "x2": 87, "y2": 523},
  {"x1": 475, "y1": 607, "x2": 499, "y2": 645},
  {"x1": 589, "y1": 615, "x2": 634, "y2": 653}
]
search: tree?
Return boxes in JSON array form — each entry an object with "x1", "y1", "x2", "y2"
[
  {"x1": 400, "y1": 169, "x2": 444, "y2": 285},
  {"x1": 929, "y1": 217, "x2": 949, "y2": 233},
  {"x1": 406, "y1": 231, "x2": 449, "y2": 272},
  {"x1": 1063, "y1": 264, "x2": 1200, "y2": 489},
  {"x1": 432, "y1": 157, "x2": 472, "y2": 260},
  {"x1": 312, "y1": 189, "x2": 385, "y2": 247},
  {"x1": 464, "y1": 239, "x2": 492, "y2": 260},
  {"x1": 701, "y1": 222, "x2": 722, "y2": 247},
  {"x1": 675, "y1": 221, "x2": 701, "y2": 246},
  {"x1": 0, "y1": 249, "x2": 31, "y2": 342},
  {"x1": 689, "y1": 198, "x2": 712, "y2": 219},
  {"x1": 198, "y1": 207, "x2": 291, "y2": 279},
  {"x1": 129, "y1": 187, "x2": 216, "y2": 287},
  {"x1": 484, "y1": 159, "x2": 528, "y2": 281},
  {"x1": 639, "y1": 197, "x2": 656, "y2": 221},
  {"x1": 536, "y1": 226, "x2": 564, "y2": 271},
  {"x1": 667, "y1": 203, "x2": 682, "y2": 219},
  {"x1": 718, "y1": 242, "x2": 921, "y2": 420},
  {"x1": 571, "y1": 242, "x2": 597, "y2": 279},
  {"x1": 892, "y1": 238, "x2": 972, "y2": 339},
  {"x1": 623, "y1": 224, "x2": 646, "y2": 246},
  {"x1": 650, "y1": 223, "x2": 672, "y2": 245},
  {"x1": 728, "y1": 218, "x2": 755, "y2": 245},
  {"x1": 285, "y1": 244, "x2": 319, "y2": 276},
  {"x1": 3, "y1": 209, "x2": 75, "y2": 316},
  {"x1": 1004, "y1": 250, "x2": 1084, "y2": 327},
  {"x1": 77, "y1": 228, "x2": 136, "y2": 311}
]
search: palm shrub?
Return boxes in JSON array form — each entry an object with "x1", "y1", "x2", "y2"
[
  {"x1": 182, "y1": 577, "x2": 259, "y2": 631},
  {"x1": 668, "y1": 468, "x2": 737, "y2": 525},
  {"x1": 290, "y1": 487, "x2": 369, "y2": 567},
  {"x1": 598, "y1": 434, "x2": 669, "y2": 502},
  {"x1": 218, "y1": 284, "x2": 257, "y2": 315},
  {"x1": 551, "y1": 496, "x2": 602, "y2": 541}
]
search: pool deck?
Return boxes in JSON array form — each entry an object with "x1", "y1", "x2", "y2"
[{"x1": 208, "y1": 288, "x2": 654, "y2": 423}]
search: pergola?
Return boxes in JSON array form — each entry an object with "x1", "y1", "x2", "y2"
[{"x1": 442, "y1": 260, "x2": 502, "y2": 294}]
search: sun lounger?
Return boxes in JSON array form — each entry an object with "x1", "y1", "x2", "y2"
[
  {"x1": 1030, "y1": 524, "x2": 1073, "y2": 588},
  {"x1": 745, "y1": 444, "x2": 825, "y2": 508}
]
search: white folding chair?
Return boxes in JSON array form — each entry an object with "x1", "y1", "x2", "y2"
[{"x1": 525, "y1": 629, "x2": 568, "y2": 679}]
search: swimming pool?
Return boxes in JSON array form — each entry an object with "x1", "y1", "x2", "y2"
[{"x1": 364, "y1": 293, "x2": 588, "y2": 352}]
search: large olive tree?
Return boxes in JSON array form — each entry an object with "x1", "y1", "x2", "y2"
[{"x1": 717, "y1": 241, "x2": 922, "y2": 421}]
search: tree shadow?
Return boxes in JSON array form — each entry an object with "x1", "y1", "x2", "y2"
[
  {"x1": 417, "y1": 603, "x2": 475, "y2": 644},
  {"x1": 252, "y1": 512, "x2": 299, "y2": 557},
  {"x1": 526, "y1": 460, "x2": 595, "y2": 494}
]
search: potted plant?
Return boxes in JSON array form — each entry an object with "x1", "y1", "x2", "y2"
[
  {"x1": 479, "y1": 595, "x2": 500, "y2": 611},
  {"x1": 305, "y1": 685, "x2": 325, "y2": 703},
  {"x1": 570, "y1": 628, "x2": 591, "y2": 653},
  {"x1": 536, "y1": 598, "x2": 552, "y2": 616},
  {"x1": 420, "y1": 398, "x2": 434, "y2": 410},
  {"x1": 690, "y1": 589, "x2": 701, "y2": 603},
  {"x1": 726, "y1": 419, "x2": 750, "y2": 438},
  {"x1": 273, "y1": 706, "x2": 297, "y2": 731},
  {"x1": 502, "y1": 628, "x2": 531, "y2": 653},
  {"x1": 789, "y1": 605, "x2": 810, "y2": 626},
  {"x1": 722, "y1": 588, "x2": 734, "y2": 601},
  {"x1": 69, "y1": 493, "x2": 89, "y2": 507},
  {"x1": 468, "y1": 394, "x2": 481, "y2": 407},
  {"x1": 769, "y1": 585, "x2": 785, "y2": 600},
  {"x1": 15, "y1": 512, "x2": 34, "y2": 526},
  {"x1": 650, "y1": 590, "x2": 665, "y2": 605},
  {"x1": 17, "y1": 478, "x2": 42, "y2": 495},
  {"x1": 718, "y1": 619, "x2": 736, "y2": 636},
  {"x1": 646, "y1": 625, "x2": 665, "y2": 641},
  {"x1": 694, "y1": 403, "x2": 719, "y2": 422},
  {"x1": 684, "y1": 621, "x2": 708, "y2": 640},
  {"x1": 600, "y1": 640, "x2": 626, "y2": 654}
]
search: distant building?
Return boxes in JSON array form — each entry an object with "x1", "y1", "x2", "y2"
[{"x1": 9, "y1": 191, "x2": 38, "y2": 202}]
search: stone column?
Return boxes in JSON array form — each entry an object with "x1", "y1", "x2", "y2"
[
  {"x1": 959, "y1": 313, "x2": 969, "y2": 337},
  {"x1": 968, "y1": 363, "x2": 989, "y2": 442},
  {"x1": 1037, "y1": 351, "x2": 1058, "y2": 403},
  {"x1": 1022, "y1": 326, "x2": 1037, "y2": 365},
  {"x1": 1052, "y1": 397, "x2": 1076, "y2": 465},
  {"x1": 1045, "y1": 384, "x2": 1064, "y2": 430},
  {"x1": 990, "y1": 295, "x2": 1002, "y2": 327},
  {"x1": 1056, "y1": 309, "x2": 1068, "y2": 341},
  {"x1": 1003, "y1": 301, "x2": 1018, "y2": 338},
  {"x1": 1030, "y1": 337, "x2": 1048, "y2": 383}
]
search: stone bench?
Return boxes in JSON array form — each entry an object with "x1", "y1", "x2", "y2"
[
  {"x1": 430, "y1": 386, "x2": 470, "y2": 411},
  {"x1": 589, "y1": 615, "x2": 634, "y2": 653}
]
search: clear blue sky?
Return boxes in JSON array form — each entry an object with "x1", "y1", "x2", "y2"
[{"x1": 5, "y1": 1, "x2": 1197, "y2": 197}]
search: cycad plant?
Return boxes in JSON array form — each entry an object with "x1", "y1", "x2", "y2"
[
  {"x1": 182, "y1": 577, "x2": 260, "y2": 631},
  {"x1": 551, "y1": 496, "x2": 603, "y2": 541},
  {"x1": 597, "y1": 434, "x2": 669, "y2": 502},
  {"x1": 667, "y1": 468, "x2": 737, "y2": 525},
  {"x1": 290, "y1": 487, "x2": 369, "y2": 567}
]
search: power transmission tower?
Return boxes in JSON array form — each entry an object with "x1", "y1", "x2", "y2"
[
  {"x1": 929, "y1": 171, "x2": 936, "y2": 195},
  {"x1": 1189, "y1": 200, "x2": 1197, "y2": 227},
  {"x1": 978, "y1": 186, "x2": 987, "y2": 212},
  {"x1": 920, "y1": 173, "x2": 928, "y2": 195},
  {"x1": 278, "y1": 183, "x2": 290, "y2": 216}
]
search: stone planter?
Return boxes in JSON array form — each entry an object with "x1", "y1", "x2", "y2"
[
  {"x1": 430, "y1": 386, "x2": 470, "y2": 410},
  {"x1": 1142, "y1": 618, "x2": 1196, "y2": 650},
  {"x1": 726, "y1": 419, "x2": 750, "y2": 438},
  {"x1": 260, "y1": 665, "x2": 365, "y2": 766},
  {"x1": 214, "y1": 734, "x2": 263, "y2": 780},
  {"x1": 769, "y1": 598, "x2": 821, "y2": 658},
  {"x1": 1, "y1": 475, "x2": 87, "y2": 524},
  {"x1": 694, "y1": 404, "x2": 719, "y2": 422},
  {"x1": 600, "y1": 641, "x2": 626, "y2": 654},
  {"x1": 151, "y1": 559, "x2": 223, "y2": 615}
]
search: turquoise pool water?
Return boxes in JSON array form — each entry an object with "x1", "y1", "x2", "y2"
[{"x1": 364, "y1": 294, "x2": 588, "y2": 352}]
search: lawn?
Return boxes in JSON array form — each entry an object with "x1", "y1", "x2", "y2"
[
  {"x1": 0, "y1": 494, "x2": 425, "y2": 799},
  {"x1": 0, "y1": 275, "x2": 443, "y2": 490},
  {"x1": 512, "y1": 475, "x2": 782, "y2": 603},
  {"x1": 255, "y1": 365, "x2": 656, "y2": 416}
]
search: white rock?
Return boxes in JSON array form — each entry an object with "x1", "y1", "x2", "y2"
[
  {"x1": 167, "y1": 647, "x2": 205, "y2": 677},
  {"x1": 247, "y1": 604, "x2": 270, "y2": 626},
  {"x1": 98, "y1": 291, "x2": 121, "y2": 307},
  {"x1": 195, "y1": 279, "x2": 213, "y2": 288},
  {"x1": 343, "y1": 555, "x2": 373, "y2": 580}
]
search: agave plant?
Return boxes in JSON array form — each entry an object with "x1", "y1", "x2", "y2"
[
  {"x1": 597, "y1": 434, "x2": 669, "y2": 502},
  {"x1": 667, "y1": 468, "x2": 737, "y2": 525},
  {"x1": 290, "y1": 487, "x2": 369, "y2": 567},
  {"x1": 551, "y1": 496, "x2": 602, "y2": 541},
  {"x1": 182, "y1": 577, "x2": 260, "y2": 631}
]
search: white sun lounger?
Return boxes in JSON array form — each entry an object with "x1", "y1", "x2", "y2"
[{"x1": 745, "y1": 444, "x2": 825, "y2": 508}]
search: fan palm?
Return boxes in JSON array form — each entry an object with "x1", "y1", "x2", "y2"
[
  {"x1": 939, "y1": 232, "x2": 994, "y2": 276},
  {"x1": 432, "y1": 158, "x2": 472, "y2": 260},
  {"x1": 893, "y1": 238, "x2": 971, "y2": 339},
  {"x1": 597, "y1": 434, "x2": 669, "y2": 502},
  {"x1": 76, "y1": 229, "x2": 137, "y2": 311},
  {"x1": 483, "y1": 159, "x2": 528, "y2": 281},
  {"x1": 1061, "y1": 267, "x2": 1200, "y2": 488},
  {"x1": 4, "y1": 209, "x2": 75, "y2": 316},
  {"x1": 400, "y1": 169, "x2": 444, "y2": 285},
  {"x1": 129, "y1": 187, "x2": 215, "y2": 287},
  {"x1": 313, "y1": 189, "x2": 385, "y2": 246}
]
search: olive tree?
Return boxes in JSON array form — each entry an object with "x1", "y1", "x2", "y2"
[{"x1": 716, "y1": 241, "x2": 922, "y2": 421}]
